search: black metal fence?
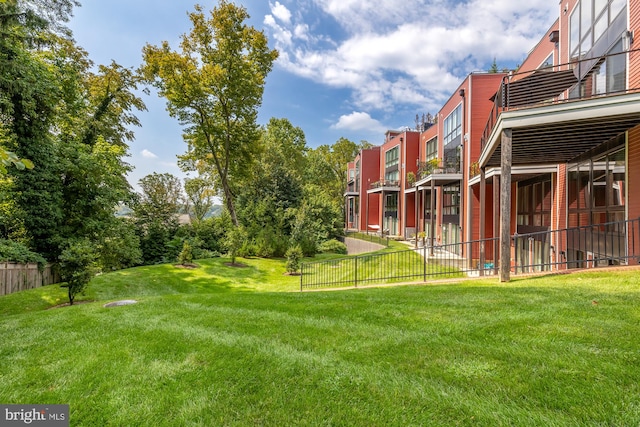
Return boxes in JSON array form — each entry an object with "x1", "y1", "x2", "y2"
[
  {"x1": 300, "y1": 238, "x2": 499, "y2": 290},
  {"x1": 301, "y1": 218, "x2": 640, "y2": 290},
  {"x1": 513, "y1": 217, "x2": 639, "y2": 273}
]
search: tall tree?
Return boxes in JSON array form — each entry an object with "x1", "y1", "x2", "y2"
[
  {"x1": 0, "y1": 0, "x2": 66, "y2": 258},
  {"x1": 184, "y1": 176, "x2": 216, "y2": 223},
  {"x1": 133, "y1": 173, "x2": 184, "y2": 227},
  {"x1": 141, "y1": 1, "x2": 278, "y2": 226}
]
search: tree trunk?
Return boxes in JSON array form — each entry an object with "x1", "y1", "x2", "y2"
[{"x1": 221, "y1": 179, "x2": 238, "y2": 226}]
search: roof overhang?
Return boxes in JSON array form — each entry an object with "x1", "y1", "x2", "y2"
[{"x1": 479, "y1": 92, "x2": 640, "y2": 168}]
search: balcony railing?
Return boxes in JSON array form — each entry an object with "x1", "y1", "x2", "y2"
[
  {"x1": 480, "y1": 48, "x2": 640, "y2": 153},
  {"x1": 370, "y1": 180, "x2": 400, "y2": 189}
]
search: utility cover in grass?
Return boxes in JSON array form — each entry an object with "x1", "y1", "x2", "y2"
[{"x1": 103, "y1": 300, "x2": 138, "y2": 308}]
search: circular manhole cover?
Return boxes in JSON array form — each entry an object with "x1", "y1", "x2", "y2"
[{"x1": 103, "y1": 299, "x2": 138, "y2": 308}]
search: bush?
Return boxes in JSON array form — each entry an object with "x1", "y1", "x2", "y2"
[
  {"x1": 285, "y1": 245, "x2": 303, "y2": 274},
  {"x1": 178, "y1": 241, "x2": 194, "y2": 265},
  {"x1": 318, "y1": 239, "x2": 347, "y2": 255},
  {"x1": 0, "y1": 239, "x2": 46, "y2": 269},
  {"x1": 224, "y1": 226, "x2": 247, "y2": 265},
  {"x1": 97, "y1": 218, "x2": 142, "y2": 271},
  {"x1": 59, "y1": 240, "x2": 98, "y2": 305}
]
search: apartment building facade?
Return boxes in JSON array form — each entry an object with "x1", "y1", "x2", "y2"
[{"x1": 345, "y1": 0, "x2": 640, "y2": 278}]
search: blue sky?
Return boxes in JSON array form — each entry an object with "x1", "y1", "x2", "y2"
[{"x1": 68, "y1": 0, "x2": 558, "y2": 189}]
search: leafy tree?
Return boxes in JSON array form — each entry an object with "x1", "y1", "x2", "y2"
[
  {"x1": 141, "y1": 1, "x2": 278, "y2": 226},
  {"x1": 224, "y1": 225, "x2": 246, "y2": 265},
  {"x1": 97, "y1": 218, "x2": 142, "y2": 271},
  {"x1": 133, "y1": 173, "x2": 184, "y2": 227},
  {"x1": 306, "y1": 138, "x2": 367, "y2": 208},
  {"x1": 0, "y1": 1, "x2": 144, "y2": 263},
  {"x1": 132, "y1": 173, "x2": 184, "y2": 264},
  {"x1": 233, "y1": 118, "x2": 307, "y2": 257},
  {"x1": 290, "y1": 189, "x2": 343, "y2": 256},
  {"x1": 59, "y1": 239, "x2": 98, "y2": 305},
  {"x1": 185, "y1": 176, "x2": 216, "y2": 223},
  {"x1": 285, "y1": 245, "x2": 303, "y2": 274}
]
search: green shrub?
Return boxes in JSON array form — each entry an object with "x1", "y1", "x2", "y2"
[
  {"x1": 285, "y1": 245, "x2": 303, "y2": 274},
  {"x1": 225, "y1": 226, "x2": 247, "y2": 265},
  {"x1": 178, "y1": 241, "x2": 194, "y2": 265},
  {"x1": 59, "y1": 240, "x2": 98, "y2": 305},
  {"x1": 0, "y1": 239, "x2": 46, "y2": 269},
  {"x1": 318, "y1": 239, "x2": 348, "y2": 255}
]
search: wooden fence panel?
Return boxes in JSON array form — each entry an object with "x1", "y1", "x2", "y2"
[{"x1": 0, "y1": 263, "x2": 61, "y2": 296}]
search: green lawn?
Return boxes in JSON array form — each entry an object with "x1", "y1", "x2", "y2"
[{"x1": 1, "y1": 257, "x2": 640, "y2": 426}]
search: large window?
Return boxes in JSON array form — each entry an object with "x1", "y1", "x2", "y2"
[
  {"x1": 443, "y1": 105, "x2": 461, "y2": 146},
  {"x1": 443, "y1": 105, "x2": 462, "y2": 172},
  {"x1": 385, "y1": 146, "x2": 399, "y2": 168},
  {"x1": 517, "y1": 178, "x2": 552, "y2": 229},
  {"x1": 385, "y1": 169, "x2": 399, "y2": 182},
  {"x1": 442, "y1": 185, "x2": 460, "y2": 216},
  {"x1": 570, "y1": 0, "x2": 627, "y2": 60},
  {"x1": 568, "y1": 144, "x2": 626, "y2": 227},
  {"x1": 425, "y1": 137, "x2": 437, "y2": 161},
  {"x1": 593, "y1": 40, "x2": 626, "y2": 94}
]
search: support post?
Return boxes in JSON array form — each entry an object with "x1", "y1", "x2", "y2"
[
  {"x1": 430, "y1": 179, "x2": 436, "y2": 256},
  {"x1": 414, "y1": 185, "x2": 419, "y2": 249},
  {"x1": 493, "y1": 175, "x2": 500, "y2": 275},
  {"x1": 479, "y1": 167, "x2": 486, "y2": 276},
  {"x1": 500, "y1": 129, "x2": 512, "y2": 282}
]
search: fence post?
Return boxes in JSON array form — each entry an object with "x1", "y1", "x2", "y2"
[
  {"x1": 300, "y1": 263, "x2": 304, "y2": 292},
  {"x1": 354, "y1": 256, "x2": 358, "y2": 288},
  {"x1": 423, "y1": 242, "x2": 427, "y2": 282}
]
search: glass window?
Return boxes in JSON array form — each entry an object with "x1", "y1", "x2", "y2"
[
  {"x1": 595, "y1": 0, "x2": 608, "y2": 15},
  {"x1": 385, "y1": 146, "x2": 399, "y2": 168},
  {"x1": 425, "y1": 137, "x2": 437, "y2": 160},
  {"x1": 610, "y1": 0, "x2": 626, "y2": 21},
  {"x1": 580, "y1": 0, "x2": 593, "y2": 46},
  {"x1": 540, "y1": 53, "x2": 553, "y2": 70},
  {"x1": 570, "y1": 7, "x2": 580, "y2": 58},
  {"x1": 385, "y1": 170, "x2": 399, "y2": 182},
  {"x1": 607, "y1": 40, "x2": 625, "y2": 93},
  {"x1": 593, "y1": 14, "x2": 608, "y2": 44},
  {"x1": 443, "y1": 105, "x2": 461, "y2": 146},
  {"x1": 570, "y1": 0, "x2": 628, "y2": 61}
]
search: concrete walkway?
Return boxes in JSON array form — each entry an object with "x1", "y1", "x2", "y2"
[{"x1": 343, "y1": 237, "x2": 385, "y2": 255}]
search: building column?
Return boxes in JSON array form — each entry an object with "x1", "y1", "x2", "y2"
[
  {"x1": 493, "y1": 175, "x2": 500, "y2": 272},
  {"x1": 414, "y1": 186, "x2": 419, "y2": 248},
  {"x1": 500, "y1": 129, "x2": 512, "y2": 282},
  {"x1": 430, "y1": 180, "x2": 436, "y2": 256},
  {"x1": 365, "y1": 193, "x2": 369, "y2": 234}
]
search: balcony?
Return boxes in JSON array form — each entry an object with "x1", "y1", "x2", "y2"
[
  {"x1": 479, "y1": 48, "x2": 640, "y2": 168},
  {"x1": 368, "y1": 180, "x2": 400, "y2": 192}
]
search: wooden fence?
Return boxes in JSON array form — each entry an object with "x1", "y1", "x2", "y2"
[{"x1": 0, "y1": 263, "x2": 61, "y2": 296}]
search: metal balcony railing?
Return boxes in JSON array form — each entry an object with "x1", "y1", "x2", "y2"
[{"x1": 480, "y1": 48, "x2": 640, "y2": 153}]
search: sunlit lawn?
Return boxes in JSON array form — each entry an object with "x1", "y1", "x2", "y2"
[{"x1": 1, "y1": 256, "x2": 639, "y2": 426}]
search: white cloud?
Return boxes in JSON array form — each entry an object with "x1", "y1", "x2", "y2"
[
  {"x1": 270, "y1": 1, "x2": 292, "y2": 24},
  {"x1": 141, "y1": 149, "x2": 158, "y2": 159},
  {"x1": 264, "y1": 0, "x2": 557, "y2": 111},
  {"x1": 332, "y1": 112, "x2": 387, "y2": 134}
]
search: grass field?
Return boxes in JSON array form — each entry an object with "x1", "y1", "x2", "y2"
[{"x1": 1, "y1": 256, "x2": 640, "y2": 426}]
